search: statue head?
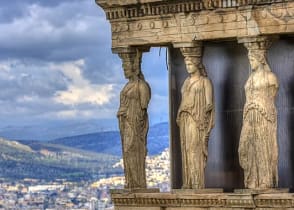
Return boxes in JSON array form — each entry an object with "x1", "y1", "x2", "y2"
[
  {"x1": 120, "y1": 51, "x2": 143, "y2": 80},
  {"x1": 122, "y1": 58, "x2": 136, "y2": 79},
  {"x1": 180, "y1": 45, "x2": 207, "y2": 76},
  {"x1": 241, "y1": 36, "x2": 275, "y2": 72},
  {"x1": 184, "y1": 56, "x2": 201, "y2": 74},
  {"x1": 247, "y1": 48, "x2": 271, "y2": 72}
]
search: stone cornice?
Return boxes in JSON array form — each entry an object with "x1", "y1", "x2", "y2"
[
  {"x1": 96, "y1": 0, "x2": 164, "y2": 8},
  {"x1": 96, "y1": 0, "x2": 291, "y2": 20}
]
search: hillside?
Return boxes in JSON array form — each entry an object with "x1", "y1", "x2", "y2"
[
  {"x1": 50, "y1": 122, "x2": 169, "y2": 156},
  {"x1": 0, "y1": 138, "x2": 122, "y2": 181}
]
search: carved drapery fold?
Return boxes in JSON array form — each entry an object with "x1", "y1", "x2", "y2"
[
  {"x1": 238, "y1": 36, "x2": 279, "y2": 189},
  {"x1": 175, "y1": 42, "x2": 215, "y2": 189},
  {"x1": 116, "y1": 47, "x2": 151, "y2": 189}
]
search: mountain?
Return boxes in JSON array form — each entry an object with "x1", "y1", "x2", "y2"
[
  {"x1": 0, "y1": 119, "x2": 118, "y2": 141},
  {"x1": 50, "y1": 122, "x2": 169, "y2": 156},
  {"x1": 0, "y1": 138, "x2": 122, "y2": 181}
]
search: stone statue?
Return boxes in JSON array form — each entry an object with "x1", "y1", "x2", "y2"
[
  {"x1": 177, "y1": 47, "x2": 214, "y2": 189},
  {"x1": 239, "y1": 40, "x2": 279, "y2": 189},
  {"x1": 117, "y1": 51, "x2": 151, "y2": 189}
]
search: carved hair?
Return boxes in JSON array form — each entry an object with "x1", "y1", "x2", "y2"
[
  {"x1": 180, "y1": 44, "x2": 208, "y2": 76},
  {"x1": 135, "y1": 50, "x2": 146, "y2": 80},
  {"x1": 120, "y1": 50, "x2": 146, "y2": 80},
  {"x1": 184, "y1": 56, "x2": 207, "y2": 76},
  {"x1": 242, "y1": 36, "x2": 277, "y2": 72},
  {"x1": 248, "y1": 49, "x2": 271, "y2": 72}
]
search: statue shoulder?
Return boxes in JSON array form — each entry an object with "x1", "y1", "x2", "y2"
[
  {"x1": 138, "y1": 79, "x2": 151, "y2": 100},
  {"x1": 267, "y1": 71, "x2": 279, "y2": 87},
  {"x1": 180, "y1": 77, "x2": 190, "y2": 92},
  {"x1": 183, "y1": 77, "x2": 192, "y2": 87},
  {"x1": 203, "y1": 76, "x2": 213, "y2": 87},
  {"x1": 138, "y1": 79, "x2": 150, "y2": 91},
  {"x1": 138, "y1": 79, "x2": 150, "y2": 87}
]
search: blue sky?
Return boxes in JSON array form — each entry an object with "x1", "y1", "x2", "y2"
[{"x1": 0, "y1": 0, "x2": 168, "y2": 140}]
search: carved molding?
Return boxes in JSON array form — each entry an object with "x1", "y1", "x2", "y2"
[
  {"x1": 96, "y1": 0, "x2": 291, "y2": 20},
  {"x1": 111, "y1": 192, "x2": 294, "y2": 208},
  {"x1": 238, "y1": 35, "x2": 279, "y2": 50}
]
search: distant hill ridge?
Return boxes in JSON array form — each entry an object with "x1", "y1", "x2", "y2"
[
  {"x1": 0, "y1": 138, "x2": 33, "y2": 153},
  {"x1": 0, "y1": 137, "x2": 121, "y2": 181},
  {"x1": 0, "y1": 122, "x2": 169, "y2": 181},
  {"x1": 50, "y1": 122, "x2": 169, "y2": 156}
]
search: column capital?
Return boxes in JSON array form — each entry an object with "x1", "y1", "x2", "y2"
[
  {"x1": 173, "y1": 41, "x2": 202, "y2": 49},
  {"x1": 112, "y1": 47, "x2": 150, "y2": 68},
  {"x1": 174, "y1": 42, "x2": 203, "y2": 59},
  {"x1": 238, "y1": 36, "x2": 279, "y2": 52},
  {"x1": 176, "y1": 41, "x2": 207, "y2": 76},
  {"x1": 173, "y1": 42, "x2": 203, "y2": 59},
  {"x1": 112, "y1": 46, "x2": 150, "y2": 55}
]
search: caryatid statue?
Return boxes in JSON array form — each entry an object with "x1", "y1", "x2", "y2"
[
  {"x1": 117, "y1": 49, "x2": 151, "y2": 189},
  {"x1": 177, "y1": 44, "x2": 215, "y2": 189},
  {"x1": 239, "y1": 37, "x2": 279, "y2": 189}
]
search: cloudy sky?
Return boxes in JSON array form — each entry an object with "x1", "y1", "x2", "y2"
[{"x1": 0, "y1": 0, "x2": 168, "y2": 140}]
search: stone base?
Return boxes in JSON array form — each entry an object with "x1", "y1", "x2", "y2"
[
  {"x1": 172, "y1": 188, "x2": 224, "y2": 194},
  {"x1": 110, "y1": 188, "x2": 160, "y2": 194},
  {"x1": 234, "y1": 188, "x2": 289, "y2": 194},
  {"x1": 111, "y1": 190, "x2": 294, "y2": 210}
]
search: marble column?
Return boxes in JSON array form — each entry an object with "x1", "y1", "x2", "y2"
[
  {"x1": 238, "y1": 36, "x2": 279, "y2": 189},
  {"x1": 114, "y1": 47, "x2": 151, "y2": 189},
  {"x1": 172, "y1": 42, "x2": 215, "y2": 189}
]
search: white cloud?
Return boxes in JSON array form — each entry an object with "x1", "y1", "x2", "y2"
[
  {"x1": 0, "y1": 59, "x2": 119, "y2": 122},
  {"x1": 56, "y1": 110, "x2": 81, "y2": 118},
  {"x1": 55, "y1": 84, "x2": 114, "y2": 106},
  {"x1": 53, "y1": 59, "x2": 115, "y2": 106},
  {"x1": 0, "y1": 63, "x2": 10, "y2": 72}
]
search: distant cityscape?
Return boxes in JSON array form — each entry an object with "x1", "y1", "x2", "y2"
[{"x1": 0, "y1": 148, "x2": 170, "y2": 209}]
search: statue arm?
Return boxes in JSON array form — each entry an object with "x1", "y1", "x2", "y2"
[
  {"x1": 181, "y1": 79, "x2": 189, "y2": 94},
  {"x1": 176, "y1": 78, "x2": 189, "y2": 124},
  {"x1": 117, "y1": 107, "x2": 125, "y2": 118},
  {"x1": 139, "y1": 81, "x2": 151, "y2": 110},
  {"x1": 204, "y1": 78, "x2": 215, "y2": 138},
  {"x1": 204, "y1": 78, "x2": 214, "y2": 112},
  {"x1": 117, "y1": 89, "x2": 127, "y2": 118},
  {"x1": 268, "y1": 72, "x2": 279, "y2": 97}
]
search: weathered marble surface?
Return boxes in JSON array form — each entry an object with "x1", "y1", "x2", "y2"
[
  {"x1": 168, "y1": 38, "x2": 294, "y2": 190},
  {"x1": 117, "y1": 49, "x2": 151, "y2": 189},
  {"x1": 111, "y1": 191, "x2": 294, "y2": 210},
  {"x1": 239, "y1": 36, "x2": 279, "y2": 189},
  {"x1": 177, "y1": 44, "x2": 214, "y2": 189}
]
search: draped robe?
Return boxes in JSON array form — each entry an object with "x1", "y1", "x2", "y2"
[
  {"x1": 177, "y1": 76, "x2": 214, "y2": 189},
  {"x1": 239, "y1": 69, "x2": 279, "y2": 188},
  {"x1": 117, "y1": 79, "x2": 151, "y2": 188}
]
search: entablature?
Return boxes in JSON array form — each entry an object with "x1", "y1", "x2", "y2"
[{"x1": 96, "y1": 0, "x2": 294, "y2": 52}]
